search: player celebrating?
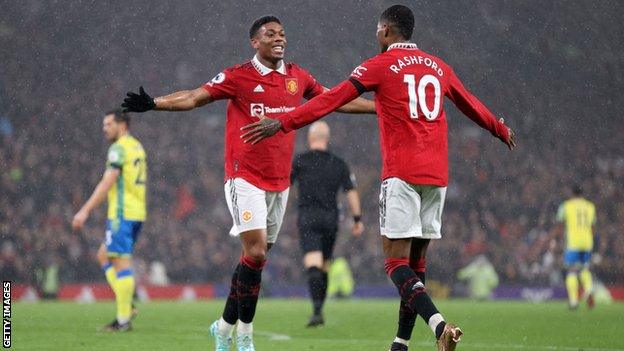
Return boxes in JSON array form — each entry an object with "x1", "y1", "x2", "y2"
[
  {"x1": 556, "y1": 185, "x2": 597, "y2": 310},
  {"x1": 291, "y1": 121, "x2": 364, "y2": 327},
  {"x1": 242, "y1": 5, "x2": 516, "y2": 351},
  {"x1": 121, "y1": 16, "x2": 375, "y2": 351},
  {"x1": 72, "y1": 109, "x2": 147, "y2": 331}
]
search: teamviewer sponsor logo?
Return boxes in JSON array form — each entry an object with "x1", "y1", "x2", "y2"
[
  {"x1": 250, "y1": 103, "x2": 295, "y2": 117},
  {"x1": 3, "y1": 281, "x2": 10, "y2": 348},
  {"x1": 250, "y1": 103, "x2": 264, "y2": 118}
]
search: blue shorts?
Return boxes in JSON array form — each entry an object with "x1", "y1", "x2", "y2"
[
  {"x1": 564, "y1": 250, "x2": 591, "y2": 267},
  {"x1": 104, "y1": 219, "x2": 143, "y2": 256}
]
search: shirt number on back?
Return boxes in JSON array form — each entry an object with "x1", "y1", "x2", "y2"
[
  {"x1": 134, "y1": 158, "x2": 146, "y2": 185},
  {"x1": 576, "y1": 209, "x2": 590, "y2": 228},
  {"x1": 403, "y1": 74, "x2": 441, "y2": 120}
]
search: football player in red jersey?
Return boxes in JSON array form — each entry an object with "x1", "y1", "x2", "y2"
[
  {"x1": 121, "y1": 15, "x2": 375, "y2": 351},
  {"x1": 242, "y1": 5, "x2": 516, "y2": 351}
]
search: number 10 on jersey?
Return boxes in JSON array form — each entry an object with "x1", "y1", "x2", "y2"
[{"x1": 403, "y1": 74, "x2": 441, "y2": 121}]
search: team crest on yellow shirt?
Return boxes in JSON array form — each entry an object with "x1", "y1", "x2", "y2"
[
  {"x1": 285, "y1": 78, "x2": 298, "y2": 95},
  {"x1": 242, "y1": 210, "x2": 253, "y2": 223}
]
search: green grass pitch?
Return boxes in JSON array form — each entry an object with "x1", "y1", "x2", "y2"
[{"x1": 12, "y1": 299, "x2": 624, "y2": 350}]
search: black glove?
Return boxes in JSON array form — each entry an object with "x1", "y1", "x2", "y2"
[{"x1": 121, "y1": 86, "x2": 156, "y2": 112}]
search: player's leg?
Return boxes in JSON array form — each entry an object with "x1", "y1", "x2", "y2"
[
  {"x1": 411, "y1": 239, "x2": 429, "y2": 286},
  {"x1": 111, "y1": 256, "x2": 134, "y2": 326},
  {"x1": 100, "y1": 245, "x2": 140, "y2": 322},
  {"x1": 566, "y1": 269, "x2": 580, "y2": 309},
  {"x1": 98, "y1": 220, "x2": 128, "y2": 331},
  {"x1": 383, "y1": 238, "x2": 452, "y2": 339},
  {"x1": 578, "y1": 252, "x2": 594, "y2": 308},
  {"x1": 381, "y1": 179, "x2": 460, "y2": 351},
  {"x1": 564, "y1": 251, "x2": 580, "y2": 309},
  {"x1": 97, "y1": 241, "x2": 117, "y2": 290},
  {"x1": 236, "y1": 228, "x2": 268, "y2": 345},
  {"x1": 219, "y1": 263, "x2": 241, "y2": 332},
  {"x1": 102, "y1": 220, "x2": 140, "y2": 331},
  {"x1": 233, "y1": 185, "x2": 287, "y2": 341},
  {"x1": 228, "y1": 185, "x2": 286, "y2": 345},
  {"x1": 418, "y1": 185, "x2": 461, "y2": 350},
  {"x1": 217, "y1": 178, "x2": 280, "y2": 351},
  {"x1": 395, "y1": 239, "x2": 430, "y2": 347},
  {"x1": 211, "y1": 178, "x2": 266, "y2": 350}
]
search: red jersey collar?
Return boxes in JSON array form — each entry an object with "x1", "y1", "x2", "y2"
[
  {"x1": 387, "y1": 42, "x2": 419, "y2": 51},
  {"x1": 252, "y1": 55, "x2": 286, "y2": 76}
]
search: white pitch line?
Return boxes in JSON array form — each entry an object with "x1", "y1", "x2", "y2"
[
  {"x1": 254, "y1": 330, "x2": 292, "y2": 341},
  {"x1": 254, "y1": 331, "x2": 624, "y2": 351}
]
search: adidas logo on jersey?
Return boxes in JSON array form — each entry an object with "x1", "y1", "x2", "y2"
[{"x1": 253, "y1": 84, "x2": 265, "y2": 93}]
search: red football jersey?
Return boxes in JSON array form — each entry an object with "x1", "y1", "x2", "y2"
[
  {"x1": 280, "y1": 43, "x2": 508, "y2": 187},
  {"x1": 204, "y1": 55, "x2": 324, "y2": 191}
]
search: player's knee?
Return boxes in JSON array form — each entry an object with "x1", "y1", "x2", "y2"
[
  {"x1": 246, "y1": 246, "x2": 267, "y2": 263},
  {"x1": 567, "y1": 268, "x2": 579, "y2": 276}
]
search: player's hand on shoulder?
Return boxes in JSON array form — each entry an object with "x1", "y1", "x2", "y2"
[
  {"x1": 499, "y1": 118, "x2": 517, "y2": 150},
  {"x1": 122, "y1": 86, "x2": 156, "y2": 113},
  {"x1": 240, "y1": 113, "x2": 282, "y2": 145}
]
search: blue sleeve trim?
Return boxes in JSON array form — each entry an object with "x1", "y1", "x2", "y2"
[{"x1": 116, "y1": 269, "x2": 133, "y2": 278}]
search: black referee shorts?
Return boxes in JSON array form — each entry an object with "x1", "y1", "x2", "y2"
[{"x1": 297, "y1": 210, "x2": 338, "y2": 260}]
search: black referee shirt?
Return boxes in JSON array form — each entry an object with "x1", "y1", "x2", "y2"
[{"x1": 291, "y1": 150, "x2": 355, "y2": 216}]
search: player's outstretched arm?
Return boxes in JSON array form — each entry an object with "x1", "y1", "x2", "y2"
[
  {"x1": 336, "y1": 96, "x2": 375, "y2": 114},
  {"x1": 72, "y1": 169, "x2": 119, "y2": 230},
  {"x1": 325, "y1": 87, "x2": 375, "y2": 114},
  {"x1": 446, "y1": 71, "x2": 516, "y2": 150},
  {"x1": 122, "y1": 86, "x2": 213, "y2": 112},
  {"x1": 241, "y1": 79, "x2": 361, "y2": 144}
]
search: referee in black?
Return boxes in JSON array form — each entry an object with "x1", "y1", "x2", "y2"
[{"x1": 291, "y1": 121, "x2": 363, "y2": 327}]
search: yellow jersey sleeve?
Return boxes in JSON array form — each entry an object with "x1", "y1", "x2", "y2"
[
  {"x1": 556, "y1": 203, "x2": 566, "y2": 222},
  {"x1": 107, "y1": 143, "x2": 125, "y2": 169}
]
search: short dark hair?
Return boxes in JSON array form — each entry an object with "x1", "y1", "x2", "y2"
[
  {"x1": 572, "y1": 184, "x2": 583, "y2": 196},
  {"x1": 380, "y1": 5, "x2": 415, "y2": 40},
  {"x1": 106, "y1": 109, "x2": 130, "y2": 127},
  {"x1": 249, "y1": 15, "x2": 281, "y2": 39}
]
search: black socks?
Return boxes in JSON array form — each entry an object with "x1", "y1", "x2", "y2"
[
  {"x1": 222, "y1": 264, "x2": 240, "y2": 324},
  {"x1": 307, "y1": 267, "x2": 327, "y2": 315}
]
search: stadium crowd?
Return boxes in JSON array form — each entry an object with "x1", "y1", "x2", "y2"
[{"x1": 2, "y1": 1, "x2": 623, "y2": 290}]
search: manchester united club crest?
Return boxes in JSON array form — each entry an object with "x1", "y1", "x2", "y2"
[
  {"x1": 285, "y1": 78, "x2": 298, "y2": 95},
  {"x1": 242, "y1": 210, "x2": 253, "y2": 222}
]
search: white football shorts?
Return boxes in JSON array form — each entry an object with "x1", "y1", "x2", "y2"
[
  {"x1": 379, "y1": 177, "x2": 446, "y2": 239},
  {"x1": 224, "y1": 178, "x2": 289, "y2": 244}
]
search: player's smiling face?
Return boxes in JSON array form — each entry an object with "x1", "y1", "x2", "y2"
[
  {"x1": 251, "y1": 22, "x2": 286, "y2": 63},
  {"x1": 103, "y1": 114, "x2": 120, "y2": 142}
]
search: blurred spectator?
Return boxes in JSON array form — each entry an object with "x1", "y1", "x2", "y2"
[
  {"x1": 457, "y1": 255, "x2": 499, "y2": 300},
  {"x1": 35, "y1": 254, "x2": 59, "y2": 299},
  {"x1": 148, "y1": 261, "x2": 170, "y2": 286}
]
